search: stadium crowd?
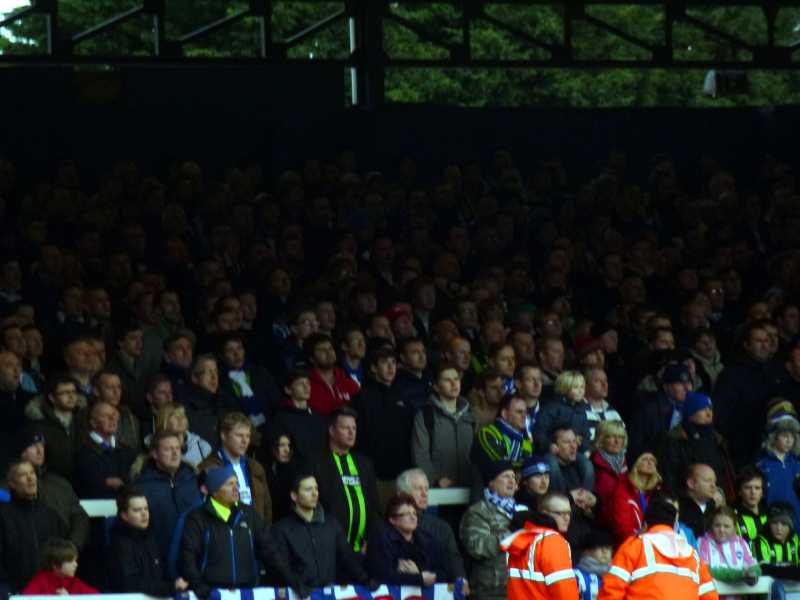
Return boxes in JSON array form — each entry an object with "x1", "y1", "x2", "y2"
[{"x1": 0, "y1": 150, "x2": 798, "y2": 598}]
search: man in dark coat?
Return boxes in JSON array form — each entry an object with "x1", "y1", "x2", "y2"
[
  {"x1": 0, "y1": 460, "x2": 67, "y2": 594},
  {"x1": 178, "y1": 466, "x2": 306, "y2": 599},
  {"x1": 134, "y1": 430, "x2": 202, "y2": 561},
  {"x1": 271, "y1": 473, "x2": 371, "y2": 588},
  {"x1": 14, "y1": 429, "x2": 89, "y2": 549},
  {"x1": 627, "y1": 362, "x2": 693, "y2": 461},
  {"x1": 312, "y1": 407, "x2": 381, "y2": 552},
  {"x1": 266, "y1": 369, "x2": 328, "y2": 465},
  {"x1": 714, "y1": 322, "x2": 773, "y2": 467},
  {"x1": 0, "y1": 351, "x2": 34, "y2": 465},
  {"x1": 74, "y1": 400, "x2": 137, "y2": 498},
  {"x1": 108, "y1": 486, "x2": 189, "y2": 596}
]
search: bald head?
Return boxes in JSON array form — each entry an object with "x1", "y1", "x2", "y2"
[{"x1": 686, "y1": 463, "x2": 717, "y2": 504}]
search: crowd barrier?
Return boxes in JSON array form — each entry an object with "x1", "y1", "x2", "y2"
[
  {"x1": 78, "y1": 489, "x2": 472, "y2": 519},
  {"x1": 15, "y1": 582, "x2": 467, "y2": 600}
]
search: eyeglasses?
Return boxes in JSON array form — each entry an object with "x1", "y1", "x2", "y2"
[{"x1": 392, "y1": 511, "x2": 418, "y2": 519}]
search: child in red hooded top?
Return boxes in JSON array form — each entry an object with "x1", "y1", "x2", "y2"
[{"x1": 22, "y1": 538, "x2": 98, "y2": 595}]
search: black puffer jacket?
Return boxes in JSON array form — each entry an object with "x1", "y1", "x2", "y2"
[
  {"x1": 271, "y1": 507, "x2": 369, "y2": 587},
  {"x1": 178, "y1": 499, "x2": 297, "y2": 598},
  {"x1": 0, "y1": 496, "x2": 66, "y2": 592},
  {"x1": 108, "y1": 520, "x2": 174, "y2": 596}
]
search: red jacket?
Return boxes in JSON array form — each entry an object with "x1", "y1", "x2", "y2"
[
  {"x1": 22, "y1": 570, "x2": 99, "y2": 595},
  {"x1": 308, "y1": 367, "x2": 360, "y2": 416},
  {"x1": 591, "y1": 451, "x2": 627, "y2": 506},
  {"x1": 605, "y1": 475, "x2": 654, "y2": 545}
]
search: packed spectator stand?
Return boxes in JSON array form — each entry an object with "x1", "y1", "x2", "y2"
[{"x1": 0, "y1": 150, "x2": 798, "y2": 599}]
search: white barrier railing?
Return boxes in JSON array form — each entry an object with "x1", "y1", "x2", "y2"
[
  {"x1": 78, "y1": 488, "x2": 472, "y2": 518},
  {"x1": 15, "y1": 582, "x2": 465, "y2": 600}
]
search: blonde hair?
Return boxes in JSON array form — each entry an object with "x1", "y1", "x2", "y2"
[
  {"x1": 155, "y1": 403, "x2": 187, "y2": 435},
  {"x1": 628, "y1": 452, "x2": 662, "y2": 492},
  {"x1": 594, "y1": 419, "x2": 627, "y2": 452},
  {"x1": 554, "y1": 370, "x2": 585, "y2": 397}
]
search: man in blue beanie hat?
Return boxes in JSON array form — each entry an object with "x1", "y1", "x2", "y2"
[
  {"x1": 658, "y1": 391, "x2": 735, "y2": 498},
  {"x1": 178, "y1": 466, "x2": 308, "y2": 599}
]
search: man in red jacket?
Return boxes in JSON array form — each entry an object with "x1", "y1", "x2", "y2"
[{"x1": 306, "y1": 333, "x2": 360, "y2": 416}]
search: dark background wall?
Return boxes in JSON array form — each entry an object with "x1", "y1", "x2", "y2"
[{"x1": 0, "y1": 66, "x2": 795, "y2": 187}]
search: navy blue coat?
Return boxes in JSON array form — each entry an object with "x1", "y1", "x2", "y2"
[
  {"x1": 366, "y1": 522, "x2": 451, "y2": 585},
  {"x1": 533, "y1": 395, "x2": 593, "y2": 454},
  {"x1": 135, "y1": 460, "x2": 202, "y2": 561}
]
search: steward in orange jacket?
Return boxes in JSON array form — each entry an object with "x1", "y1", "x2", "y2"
[
  {"x1": 599, "y1": 495, "x2": 719, "y2": 600},
  {"x1": 501, "y1": 508, "x2": 579, "y2": 600}
]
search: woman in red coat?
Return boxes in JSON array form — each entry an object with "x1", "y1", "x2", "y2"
[
  {"x1": 604, "y1": 451, "x2": 663, "y2": 545},
  {"x1": 22, "y1": 538, "x2": 98, "y2": 595},
  {"x1": 591, "y1": 419, "x2": 628, "y2": 505}
]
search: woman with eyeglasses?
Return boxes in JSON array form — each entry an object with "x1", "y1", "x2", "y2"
[{"x1": 366, "y1": 492, "x2": 449, "y2": 587}]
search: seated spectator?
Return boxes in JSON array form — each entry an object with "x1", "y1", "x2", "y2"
[
  {"x1": 460, "y1": 461, "x2": 517, "y2": 600},
  {"x1": 591, "y1": 420, "x2": 628, "y2": 508},
  {"x1": 161, "y1": 333, "x2": 194, "y2": 402},
  {"x1": 13, "y1": 430, "x2": 89, "y2": 549},
  {"x1": 178, "y1": 466, "x2": 304, "y2": 599},
  {"x1": 312, "y1": 407, "x2": 381, "y2": 552},
  {"x1": 272, "y1": 472, "x2": 371, "y2": 588},
  {"x1": 698, "y1": 506, "x2": 760, "y2": 586},
  {"x1": 199, "y1": 411, "x2": 272, "y2": 523},
  {"x1": 267, "y1": 369, "x2": 327, "y2": 464},
  {"x1": 514, "y1": 456, "x2": 550, "y2": 508},
  {"x1": 547, "y1": 427, "x2": 596, "y2": 505},
  {"x1": 354, "y1": 347, "x2": 415, "y2": 507},
  {"x1": 92, "y1": 370, "x2": 141, "y2": 451},
  {"x1": 133, "y1": 430, "x2": 202, "y2": 561},
  {"x1": 575, "y1": 530, "x2": 614, "y2": 600},
  {"x1": 757, "y1": 401, "x2": 800, "y2": 528},
  {"x1": 106, "y1": 321, "x2": 147, "y2": 414},
  {"x1": 306, "y1": 333, "x2": 360, "y2": 416},
  {"x1": 627, "y1": 362, "x2": 692, "y2": 460},
  {"x1": 396, "y1": 468, "x2": 467, "y2": 586},
  {"x1": 0, "y1": 460, "x2": 67, "y2": 594},
  {"x1": 679, "y1": 463, "x2": 720, "y2": 538},
  {"x1": 733, "y1": 465, "x2": 767, "y2": 547},
  {"x1": 218, "y1": 331, "x2": 281, "y2": 430},
  {"x1": 753, "y1": 502, "x2": 800, "y2": 574},
  {"x1": 658, "y1": 392, "x2": 735, "y2": 496},
  {"x1": 473, "y1": 392, "x2": 533, "y2": 475},
  {"x1": 583, "y1": 367, "x2": 623, "y2": 441},
  {"x1": 74, "y1": 400, "x2": 136, "y2": 498},
  {"x1": 62, "y1": 337, "x2": 99, "y2": 402},
  {"x1": 605, "y1": 451, "x2": 662, "y2": 544},
  {"x1": 514, "y1": 363, "x2": 543, "y2": 438},
  {"x1": 412, "y1": 362, "x2": 477, "y2": 488},
  {"x1": 108, "y1": 486, "x2": 189, "y2": 595},
  {"x1": 0, "y1": 351, "x2": 33, "y2": 457},
  {"x1": 689, "y1": 329, "x2": 724, "y2": 391},
  {"x1": 21, "y1": 538, "x2": 97, "y2": 595},
  {"x1": 393, "y1": 337, "x2": 432, "y2": 412},
  {"x1": 468, "y1": 368, "x2": 504, "y2": 429},
  {"x1": 184, "y1": 354, "x2": 238, "y2": 446},
  {"x1": 26, "y1": 374, "x2": 84, "y2": 483},
  {"x1": 139, "y1": 374, "x2": 174, "y2": 442},
  {"x1": 147, "y1": 402, "x2": 212, "y2": 467},
  {"x1": 534, "y1": 370, "x2": 593, "y2": 456},
  {"x1": 264, "y1": 431, "x2": 295, "y2": 522},
  {"x1": 367, "y1": 492, "x2": 449, "y2": 586}
]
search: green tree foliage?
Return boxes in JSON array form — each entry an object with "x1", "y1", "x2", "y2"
[{"x1": 2, "y1": 0, "x2": 800, "y2": 106}]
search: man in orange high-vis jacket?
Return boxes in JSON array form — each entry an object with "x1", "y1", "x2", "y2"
[
  {"x1": 501, "y1": 492, "x2": 579, "y2": 600},
  {"x1": 599, "y1": 495, "x2": 719, "y2": 600}
]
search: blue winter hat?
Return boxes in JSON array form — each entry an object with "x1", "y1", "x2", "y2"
[
  {"x1": 206, "y1": 466, "x2": 237, "y2": 495},
  {"x1": 521, "y1": 456, "x2": 551, "y2": 481},
  {"x1": 681, "y1": 391, "x2": 712, "y2": 420}
]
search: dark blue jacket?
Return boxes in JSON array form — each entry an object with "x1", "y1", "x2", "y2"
[
  {"x1": 366, "y1": 522, "x2": 450, "y2": 585},
  {"x1": 393, "y1": 368, "x2": 432, "y2": 412},
  {"x1": 135, "y1": 460, "x2": 202, "y2": 561},
  {"x1": 533, "y1": 394, "x2": 593, "y2": 454},
  {"x1": 757, "y1": 449, "x2": 800, "y2": 530}
]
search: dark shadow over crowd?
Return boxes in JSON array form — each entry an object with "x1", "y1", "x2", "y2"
[{"x1": 0, "y1": 150, "x2": 798, "y2": 598}]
